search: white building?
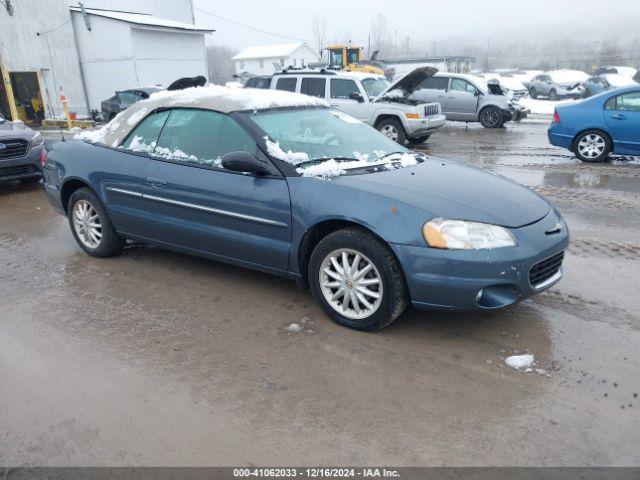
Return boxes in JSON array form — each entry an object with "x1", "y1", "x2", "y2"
[
  {"x1": 0, "y1": 0, "x2": 212, "y2": 123},
  {"x1": 232, "y1": 43, "x2": 320, "y2": 76}
]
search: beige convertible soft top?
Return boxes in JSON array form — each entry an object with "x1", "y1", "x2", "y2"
[{"x1": 76, "y1": 85, "x2": 329, "y2": 147}]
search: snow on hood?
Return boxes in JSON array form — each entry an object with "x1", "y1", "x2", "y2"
[
  {"x1": 602, "y1": 73, "x2": 638, "y2": 88},
  {"x1": 376, "y1": 66, "x2": 438, "y2": 100},
  {"x1": 75, "y1": 85, "x2": 329, "y2": 148},
  {"x1": 548, "y1": 70, "x2": 589, "y2": 85}
]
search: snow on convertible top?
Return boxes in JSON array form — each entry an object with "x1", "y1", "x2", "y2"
[{"x1": 75, "y1": 85, "x2": 329, "y2": 147}]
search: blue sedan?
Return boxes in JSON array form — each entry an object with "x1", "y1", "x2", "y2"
[
  {"x1": 548, "y1": 86, "x2": 640, "y2": 162},
  {"x1": 42, "y1": 86, "x2": 568, "y2": 331}
]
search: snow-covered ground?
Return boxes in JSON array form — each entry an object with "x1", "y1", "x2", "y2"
[{"x1": 519, "y1": 98, "x2": 578, "y2": 116}]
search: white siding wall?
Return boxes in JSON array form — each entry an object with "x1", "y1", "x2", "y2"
[
  {"x1": 71, "y1": 14, "x2": 136, "y2": 113},
  {"x1": 234, "y1": 45, "x2": 320, "y2": 75},
  {"x1": 0, "y1": 0, "x2": 87, "y2": 117},
  {"x1": 132, "y1": 28, "x2": 207, "y2": 87},
  {"x1": 72, "y1": 14, "x2": 208, "y2": 112}
]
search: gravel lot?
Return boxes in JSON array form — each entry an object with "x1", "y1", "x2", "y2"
[{"x1": 1, "y1": 120, "x2": 639, "y2": 466}]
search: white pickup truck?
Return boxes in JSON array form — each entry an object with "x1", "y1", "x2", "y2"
[{"x1": 265, "y1": 67, "x2": 446, "y2": 145}]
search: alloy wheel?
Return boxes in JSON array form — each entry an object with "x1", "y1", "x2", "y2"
[
  {"x1": 72, "y1": 199, "x2": 102, "y2": 249},
  {"x1": 481, "y1": 108, "x2": 499, "y2": 127},
  {"x1": 319, "y1": 248, "x2": 383, "y2": 320},
  {"x1": 380, "y1": 124, "x2": 399, "y2": 141},
  {"x1": 577, "y1": 134, "x2": 605, "y2": 159}
]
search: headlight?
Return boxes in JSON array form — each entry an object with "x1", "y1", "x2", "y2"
[
  {"x1": 31, "y1": 131, "x2": 44, "y2": 146},
  {"x1": 423, "y1": 218, "x2": 517, "y2": 250}
]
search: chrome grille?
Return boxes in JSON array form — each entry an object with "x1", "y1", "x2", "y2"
[
  {"x1": 529, "y1": 251, "x2": 564, "y2": 288},
  {"x1": 0, "y1": 139, "x2": 29, "y2": 160},
  {"x1": 511, "y1": 90, "x2": 527, "y2": 100},
  {"x1": 424, "y1": 103, "x2": 441, "y2": 117}
]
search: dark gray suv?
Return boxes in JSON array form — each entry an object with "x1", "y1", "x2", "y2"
[{"x1": 0, "y1": 113, "x2": 44, "y2": 184}]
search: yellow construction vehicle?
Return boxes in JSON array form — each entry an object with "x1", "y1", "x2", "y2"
[{"x1": 325, "y1": 45, "x2": 387, "y2": 76}]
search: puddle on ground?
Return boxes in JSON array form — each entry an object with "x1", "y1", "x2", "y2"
[{"x1": 492, "y1": 167, "x2": 640, "y2": 193}]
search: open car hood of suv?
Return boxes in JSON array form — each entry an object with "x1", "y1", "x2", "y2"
[{"x1": 374, "y1": 66, "x2": 438, "y2": 101}]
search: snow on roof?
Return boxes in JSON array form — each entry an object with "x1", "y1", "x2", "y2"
[
  {"x1": 69, "y1": 7, "x2": 214, "y2": 32},
  {"x1": 76, "y1": 85, "x2": 329, "y2": 147},
  {"x1": 232, "y1": 43, "x2": 305, "y2": 61},
  {"x1": 601, "y1": 73, "x2": 638, "y2": 87}
]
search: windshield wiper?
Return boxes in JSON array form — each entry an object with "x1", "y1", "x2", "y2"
[{"x1": 296, "y1": 157, "x2": 361, "y2": 167}]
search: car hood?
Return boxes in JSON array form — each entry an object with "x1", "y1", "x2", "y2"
[
  {"x1": 334, "y1": 157, "x2": 550, "y2": 228},
  {"x1": 375, "y1": 66, "x2": 438, "y2": 101},
  {"x1": 0, "y1": 120, "x2": 34, "y2": 140}
]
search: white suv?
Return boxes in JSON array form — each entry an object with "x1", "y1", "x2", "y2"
[{"x1": 267, "y1": 68, "x2": 446, "y2": 144}]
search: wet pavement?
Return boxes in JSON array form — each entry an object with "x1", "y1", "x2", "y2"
[{"x1": 1, "y1": 121, "x2": 639, "y2": 466}]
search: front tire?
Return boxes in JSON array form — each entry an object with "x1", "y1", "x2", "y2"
[
  {"x1": 68, "y1": 188, "x2": 124, "y2": 257},
  {"x1": 479, "y1": 106, "x2": 504, "y2": 128},
  {"x1": 308, "y1": 228, "x2": 408, "y2": 331},
  {"x1": 529, "y1": 87, "x2": 538, "y2": 99},
  {"x1": 549, "y1": 89, "x2": 559, "y2": 101},
  {"x1": 376, "y1": 118, "x2": 407, "y2": 144},
  {"x1": 574, "y1": 130, "x2": 611, "y2": 163}
]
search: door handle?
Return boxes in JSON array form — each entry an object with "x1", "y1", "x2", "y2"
[
  {"x1": 611, "y1": 114, "x2": 627, "y2": 120},
  {"x1": 146, "y1": 177, "x2": 167, "y2": 188}
]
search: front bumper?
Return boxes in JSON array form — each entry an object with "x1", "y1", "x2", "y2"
[
  {"x1": 0, "y1": 144, "x2": 43, "y2": 182},
  {"x1": 504, "y1": 106, "x2": 529, "y2": 122},
  {"x1": 405, "y1": 114, "x2": 446, "y2": 136},
  {"x1": 391, "y1": 210, "x2": 569, "y2": 311}
]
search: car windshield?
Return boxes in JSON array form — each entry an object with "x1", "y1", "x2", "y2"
[
  {"x1": 249, "y1": 108, "x2": 422, "y2": 178},
  {"x1": 361, "y1": 77, "x2": 390, "y2": 98}
]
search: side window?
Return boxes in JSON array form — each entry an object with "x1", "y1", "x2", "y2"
[
  {"x1": 617, "y1": 92, "x2": 640, "y2": 112},
  {"x1": 605, "y1": 96, "x2": 617, "y2": 110},
  {"x1": 153, "y1": 109, "x2": 256, "y2": 167},
  {"x1": 418, "y1": 76, "x2": 449, "y2": 90},
  {"x1": 300, "y1": 77, "x2": 326, "y2": 98},
  {"x1": 330, "y1": 79, "x2": 359, "y2": 99},
  {"x1": 121, "y1": 110, "x2": 170, "y2": 150},
  {"x1": 450, "y1": 78, "x2": 475, "y2": 94},
  {"x1": 117, "y1": 91, "x2": 140, "y2": 104},
  {"x1": 275, "y1": 77, "x2": 297, "y2": 92}
]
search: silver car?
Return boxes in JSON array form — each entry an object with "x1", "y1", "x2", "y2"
[
  {"x1": 409, "y1": 73, "x2": 528, "y2": 128},
  {"x1": 528, "y1": 72, "x2": 586, "y2": 100}
]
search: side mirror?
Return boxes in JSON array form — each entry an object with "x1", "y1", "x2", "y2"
[
  {"x1": 221, "y1": 151, "x2": 270, "y2": 175},
  {"x1": 349, "y1": 91, "x2": 365, "y2": 102},
  {"x1": 474, "y1": 89, "x2": 481, "y2": 96}
]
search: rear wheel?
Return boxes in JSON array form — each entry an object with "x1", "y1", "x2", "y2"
[
  {"x1": 549, "y1": 89, "x2": 559, "y2": 101},
  {"x1": 376, "y1": 118, "x2": 407, "y2": 144},
  {"x1": 68, "y1": 188, "x2": 124, "y2": 257},
  {"x1": 574, "y1": 130, "x2": 611, "y2": 163},
  {"x1": 308, "y1": 228, "x2": 407, "y2": 331},
  {"x1": 529, "y1": 87, "x2": 538, "y2": 99},
  {"x1": 479, "y1": 106, "x2": 504, "y2": 128}
]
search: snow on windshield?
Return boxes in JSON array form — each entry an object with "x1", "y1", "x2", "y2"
[
  {"x1": 74, "y1": 111, "x2": 124, "y2": 146},
  {"x1": 253, "y1": 108, "x2": 422, "y2": 179}
]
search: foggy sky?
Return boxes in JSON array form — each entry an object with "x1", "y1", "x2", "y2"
[{"x1": 194, "y1": 0, "x2": 640, "y2": 50}]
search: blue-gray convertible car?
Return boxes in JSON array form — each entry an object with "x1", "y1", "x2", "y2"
[{"x1": 42, "y1": 86, "x2": 568, "y2": 330}]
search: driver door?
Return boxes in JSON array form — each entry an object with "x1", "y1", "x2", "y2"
[
  {"x1": 141, "y1": 108, "x2": 292, "y2": 271},
  {"x1": 446, "y1": 78, "x2": 479, "y2": 121}
]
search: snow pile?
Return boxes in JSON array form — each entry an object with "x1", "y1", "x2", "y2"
[
  {"x1": 127, "y1": 135, "x2": 221, "y2": 167},
  {"x1": 518, "y1": 98, "x2": 577, "y2": 115},
  {"x1": 505, "y1": 354, "x2": 535, "y2": 370},
  {"x1": 264, "y1": 137, "x2": 310, "y2": 165},
  {"x1": 126, "y1": 107, "x2": 148, "y2": 126},
  {"x1": 296, "y1": 152, "x2": 419, "y2": 179},
  {"x1": 285, "y1": 323, "x2": 304, "y2": 332},
  {"x1": 74, "y1": 111, "x2": 124, "y2": 146},
  {"x1": 148, "y1": 85, "x2": 329, "y2": 111}
]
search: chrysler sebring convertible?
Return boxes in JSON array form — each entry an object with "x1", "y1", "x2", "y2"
[{"x1": 42, "y1": 86, "x2": 568, "y2": 331}]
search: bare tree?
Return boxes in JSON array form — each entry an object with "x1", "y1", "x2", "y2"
[
  {"x1": 370, "y1": 13, "x2": 388, "y2": 55},
  {"x1": 311, "y1": 15, "x2": 328, "y2": 57},
  {"x1": 206, "y1": 44, "x2": 239, "y2": 85}
]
